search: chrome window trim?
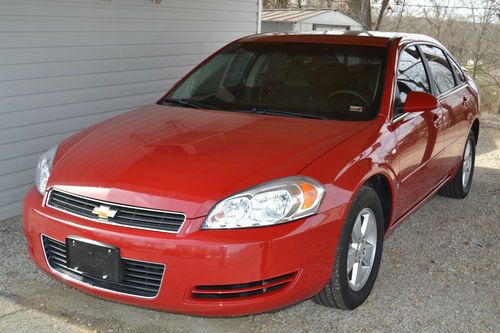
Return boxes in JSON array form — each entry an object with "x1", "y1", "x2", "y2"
[
  {"x1": 391, "y1": 112, "x2": 408, "y2": 124},
  {"x1": 391, "y1": 42, "x2": 432, "y2": 122},
  {"x1": 46, "y1": 188, "x2": 187, "y2": 234},
  {"x1": 418, "y1": 43, "x2": 464, "y2": 97},
  {"x1": 435, "y1": 82, "x2": 468, "y2": 100},
  {"x1": 40, "y1": 234, "x2": 166, "y2": 300},
  {"x1": 390, "y1": 41, "x2": 469, "y2": 123}
]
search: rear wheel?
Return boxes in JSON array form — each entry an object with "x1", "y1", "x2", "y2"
[
  {"x1": 439, "y1": 132, "x2": 476, "y2": 198},
  {"x1": 313, "y1": 186, "x2": 384, "y2": 309}
]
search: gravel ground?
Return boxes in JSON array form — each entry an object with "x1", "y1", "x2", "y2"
[{"x1": 0, "y1": 126, "x2": 498, "y2": 333}]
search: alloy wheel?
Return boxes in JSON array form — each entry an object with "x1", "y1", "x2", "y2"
[
  {"x1": 462, "y1": 139, "x2": 473, "y2": 188},
  {"x1": 347, "y1": 208, "x2": 378, "y2": 291}
]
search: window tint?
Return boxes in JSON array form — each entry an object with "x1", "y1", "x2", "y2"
[
  {"x1": 396, "y1": 46, "x2": 430, "y2": 107},
  {"x1": 420, "y1": 45, "x2": 456, "y2": 94},
  {"x1": 168, "y1": 43, "x2": 387, "y2": 121},
  {"x1": 449, "y1": 57, "x2": 466, "y2": 84}
]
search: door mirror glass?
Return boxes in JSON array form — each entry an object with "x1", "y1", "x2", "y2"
[{"x1": 403, "y1": 91, "x2": 438, "y2": 113}]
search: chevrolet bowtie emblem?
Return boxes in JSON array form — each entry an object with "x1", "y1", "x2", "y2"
[{"x1": 92, "y1": 205, "x2": 117, "y2": 219}]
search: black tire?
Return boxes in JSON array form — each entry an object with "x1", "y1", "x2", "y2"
[
  {"x1": 313, "y1": 186, "x2": 384, "y2": 310},
  {"x1": 439, "y1": 132, "x2": 476, "y2": 199}
]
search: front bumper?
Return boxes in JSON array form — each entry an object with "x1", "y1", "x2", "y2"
[{"x1": 23, "y1": 187, "x2": 344, "y2": 316}]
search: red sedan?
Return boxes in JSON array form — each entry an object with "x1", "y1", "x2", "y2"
[{"x1": 23, "y1": 32, "x2": 479, "y2": 316}]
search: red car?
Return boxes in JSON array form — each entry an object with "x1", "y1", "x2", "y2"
[{"x1": 23, "y1": 32, "x2": 479, "y2": 316}]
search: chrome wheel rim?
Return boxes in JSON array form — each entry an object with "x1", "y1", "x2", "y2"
[
  {"x1": 462, "y1": 139, "x2": 473, "y2": 188},
  {"x1": 347, "y1": 208, "x2": 377, "y2": 292}
]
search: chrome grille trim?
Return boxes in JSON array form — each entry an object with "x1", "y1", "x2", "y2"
[{"x1": 47, "y1": 188, "x2": 186, "y2": 233}]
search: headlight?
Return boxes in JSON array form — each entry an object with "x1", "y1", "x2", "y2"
[
  {"x1": 203, "y1": 177, "x2": 325, "y2": 229},
  {"x1": 35, "y1": 145, "x2": 58, "y2": 195}
]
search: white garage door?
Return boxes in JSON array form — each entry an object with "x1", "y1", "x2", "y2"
[{"x1": 0, "y1": 0, "x2": 259, "y2": 219}]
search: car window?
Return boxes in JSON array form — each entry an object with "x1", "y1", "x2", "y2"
[
  {"x1": 449, "y1": 57, "x2": 466, "y2": 84},
  {"x1": 394, "y1": 45, "x2": 430, "y2": 117},
  {"x1": 420, "y1": 45, "x2": 456, "y2": 94},
  {"x1": 167, "y1": 42, "x2": 388, "y2": 121}
]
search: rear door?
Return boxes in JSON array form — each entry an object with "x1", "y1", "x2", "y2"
[
  {"x1": 436, "y1": 50, "x2": 475, "y2": 174},
  {"x1": 390, "y1": 44, "x2": 446, "y2": 218}
]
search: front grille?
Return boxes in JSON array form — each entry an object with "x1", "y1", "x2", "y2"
[
  {"x1": 42, "y1": 235, "x2": 165, "y2": 298},
  {"x1": 47, "y1": 189, "x2": 186, "y2": 233},
  {"x1": 192, "y1": 273, "x2": 296, "y2": 299}
]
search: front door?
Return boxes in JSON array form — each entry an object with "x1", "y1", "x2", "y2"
[{"x1": 390, "y1": 45, "x2": 446, "y2": 219}]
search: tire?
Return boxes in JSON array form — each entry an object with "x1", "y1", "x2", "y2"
[
  {"x1": 439, "y1": 132, "x2": 476, "y2": 199},
  {"x1": 313, "y1": 185, "x2": 384, "y2": 310}
]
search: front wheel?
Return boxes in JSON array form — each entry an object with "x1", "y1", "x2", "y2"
[
  {"x1": 313, "y1": 186, "x2": 384, "y2": 309},
  {"x1": 439, "y1": 132, "x2": 476, "y2": 198}
]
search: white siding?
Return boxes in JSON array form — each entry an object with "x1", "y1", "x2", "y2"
[
  {"x1": 261, "y1": 21, "x2": 293, "y2": 33},
  {"x1": 301, "y1": 11, "x2": 364, "y2": 30},
  {"x1": 0, "y1": 0, "x2": 259, "y2": 219}
]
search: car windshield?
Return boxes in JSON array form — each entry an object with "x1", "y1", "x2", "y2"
[{"x1": 163, "y1": 42, "x2": 387, "y2": 121}]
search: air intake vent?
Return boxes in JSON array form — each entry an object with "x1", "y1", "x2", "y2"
[
  {"x1": 47, "y1": 189, "x2": 186, "y2": 233},
  {"x1": 42, "y1": 235, "x2": 164, "y2": 298},
  {"x1": 192, "y1": 273, "x2": 296, "y2": 299}
]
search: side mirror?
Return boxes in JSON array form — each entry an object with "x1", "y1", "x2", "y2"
[{"x1": 403, "y1": 91, "x2": 438, "y2": 113}]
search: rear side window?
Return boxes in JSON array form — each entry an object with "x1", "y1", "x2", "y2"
[
  {"x1": 420, "y1": 45, "x2": 456, "y2": 94},
  {"x1": 396, "y1": 46, "x2": 430, "y2": 104}
]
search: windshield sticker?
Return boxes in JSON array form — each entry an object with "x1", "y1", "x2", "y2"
[{"x1": 349, "y1": 105, "x2": 364, "y2": 113}]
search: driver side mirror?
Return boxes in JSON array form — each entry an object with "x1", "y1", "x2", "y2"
[{"x1": 403, "y1": 91, "x2": 438, "y2": 113}]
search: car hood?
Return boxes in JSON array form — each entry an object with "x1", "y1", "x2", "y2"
[{"x1": 49, "y1": 105, "x2": 371, "y2": 218}]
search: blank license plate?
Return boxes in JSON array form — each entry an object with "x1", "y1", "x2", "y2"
[{"x1": 66, "y1": 237, "x2": 123, "y2": 282}]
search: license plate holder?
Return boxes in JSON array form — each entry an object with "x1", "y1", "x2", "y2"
[{"x1": 66, "y1": 237, "x2": 123, "y2": 283}]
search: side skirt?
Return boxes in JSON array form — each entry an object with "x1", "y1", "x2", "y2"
[{"x1": 384, "y1": 175, "x2": 452, "y2": 237}]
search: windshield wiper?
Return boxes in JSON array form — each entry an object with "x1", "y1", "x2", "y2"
[
  {"x1": 248, "y1": 107, "x2": 330, "y2": 120},
  {"x1": 163, "y1": 98, "x2": 215, "y2": 110}
]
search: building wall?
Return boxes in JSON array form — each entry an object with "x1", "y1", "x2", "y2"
[
  {"x1": 0, "y1": 0, "x2": 259, "y2": 220},
  {"x1": 261, "y1": 21, "x2": 294, "y2": 33},
  {"x1": 301, "y1": 11, "x2": 363, "y2": 30}
]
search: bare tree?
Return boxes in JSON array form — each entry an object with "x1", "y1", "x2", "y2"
[
  {"x1": 422, "y1": 0, "x2": 451, "y2": 40},
  {"x1": 263, "y1": 0, "x2": 290, "y2": 9},
  {"x1": 344, "y1": 0, "x2": 373, "y2": 28},
  {"x1": 394, "y1": 0, "x2": 407, "y2": 30},
  {"x1": 374, "y1": 0, "x2": 390, "y2": 30},
  {"x1": 468, "y1": 0, "x2": 498, "y2": 79},
  {"x1": 263, "y1": 0, "x2": 337, "y2": 9}
]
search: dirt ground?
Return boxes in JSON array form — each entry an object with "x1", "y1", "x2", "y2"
[{"x1": 0, "y1": 126, "x2": 498, "y2": 333}]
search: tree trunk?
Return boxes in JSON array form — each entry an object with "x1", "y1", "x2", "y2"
[
  {"x1": 346, "y1": 0, "x2": 372, "y2": 29},
  {"x1": 375, "y1": 0, "x2": 390, "y2": 31}
]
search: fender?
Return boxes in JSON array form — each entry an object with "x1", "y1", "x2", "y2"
[{"x1": 301, "y1": 119, "x2": 398, "y2": 231}]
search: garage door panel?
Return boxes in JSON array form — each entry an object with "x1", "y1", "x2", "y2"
[
  {"x1": 0, "y1": 80, "x2": 173, "y2": 115},
  {"x1": 0, "y1": 32, "x2": 245, "y2": 49},
  {"x1": 0, "y1": 42, "x2": 227, "y2": 65},
  {"x1": 0, "y1": 54, "x2": 203, "y2": 81},
  {"x1": 0, "y1": 66, "x2": 192, "y2": 99},
  {"x1": 0, "y1": 0, "x2": 258, "y2": 219}
]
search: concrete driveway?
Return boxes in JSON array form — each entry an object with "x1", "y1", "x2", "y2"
[{"x1": 1, "y1": 126, "x2": 498, "y2": 333}]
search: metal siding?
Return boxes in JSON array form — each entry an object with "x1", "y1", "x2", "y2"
[{"x1": 0, "y1": 0, "x2": 258, "y2": 219}]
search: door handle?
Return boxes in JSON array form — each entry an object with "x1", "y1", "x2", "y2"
[
  {"x1": 462, "y1": 96, "x2": 469, "y2": 107},
  {"x1": 433, "y1": 112, "x2": 443, "y2": 127}
]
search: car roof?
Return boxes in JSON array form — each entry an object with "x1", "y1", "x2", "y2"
[{"x1": 240, "y1": 31, "x2": 443, "y2": 48}]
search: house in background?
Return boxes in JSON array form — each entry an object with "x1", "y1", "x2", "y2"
[
  {"x1": 0, "y1": 0, "x2": 260, "y2": 220},
  {"x1": 262, "y1": 9, "x2": 363, "y2": 33}
]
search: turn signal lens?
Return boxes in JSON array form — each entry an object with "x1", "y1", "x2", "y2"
[{"x1": 299, "y1": 183, "x2": 319, "y2": 210}]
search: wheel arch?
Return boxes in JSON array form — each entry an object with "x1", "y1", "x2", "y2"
[
  {"x1": 332, "y1": 162, "x2": 396, "y2": 235},
  {"x1": 363, "y1": 174, "x2": 393, "y2": 233},
  {"x1": 471, "y1": 118, "x2": 480, "y2": 145}
]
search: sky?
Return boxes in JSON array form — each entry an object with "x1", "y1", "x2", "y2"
[{"x1": 370, "y1": 0, "x2": 499, "y2": 21}]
